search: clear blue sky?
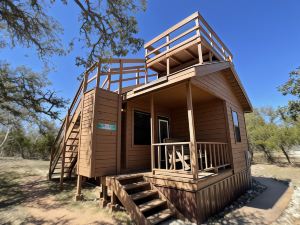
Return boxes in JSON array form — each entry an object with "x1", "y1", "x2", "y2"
[{"x1": 1, "y1": 0, "x2": 300, "y2": 114}]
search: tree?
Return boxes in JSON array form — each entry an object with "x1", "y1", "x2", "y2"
[
  {"x1": 0, "y1": 0, "x2": 146, "y2": 67},
  {"x1": 278, "y1": 67, "x2": 300, "y2": 121},
  {"x1": 0, "y1": 62, "x2": 68, "y2": 125}
]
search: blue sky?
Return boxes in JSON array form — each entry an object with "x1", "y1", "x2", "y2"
[{"x1": 1, "y1": 0, "x2": 300, "y2": 114}]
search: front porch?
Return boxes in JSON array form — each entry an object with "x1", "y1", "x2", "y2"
[{"x1": 123, "y1": 79, "x2": 233, "y2": 181}]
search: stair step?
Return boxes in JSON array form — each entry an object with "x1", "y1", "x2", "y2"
[
  {"x1": 123, "y1": 181, "x2": 150, "y2": 190},
  {"x1": 116, "y1": 174, "x2": 144, "y2": 181},
  {"x1": 130, "y1": 190, "x2": 157, "y2": 201},
  {"x1": 139, "y1": 199, "x2": 167, "y2": 213},
  {"x1": 147, "y1": 209, "x2": 173, "y2": 225}
]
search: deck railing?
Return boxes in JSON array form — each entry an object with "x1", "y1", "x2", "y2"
[
  {"x1": 82, "y1": 58, "x2": 157, "y2": 94},
  {"x1": 152, "y1": 142, "x2": 191, "y2": 171},
  {"x1": 197, "y1": 142, "x2": 230, "y2": 171},
  {"x1": 151, "y1": 141, "x2": 231, "y2": 176},
  {"x1": 144, "y1": 11, "x2": 233, "y2": 64}
]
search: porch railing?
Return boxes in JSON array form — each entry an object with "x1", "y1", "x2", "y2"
[
  {"x1": 152, "y1": 141, "x2": 231, "y2": 176},
  {"x1": 152, "y1": 142, "x2": 191, "y2": 171},
  {"x1": 197, "y1": 142, "x2": 230, "y2": 172}
]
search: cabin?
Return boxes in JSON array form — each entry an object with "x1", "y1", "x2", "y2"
[{"x1": 49, "y1": 12, "x2": 252, "y2": 225}]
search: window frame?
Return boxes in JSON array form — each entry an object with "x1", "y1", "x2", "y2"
[{"x1": 231, "y1": 110, "x2": 241, "y2": 143}]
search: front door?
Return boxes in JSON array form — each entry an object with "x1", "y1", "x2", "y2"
[{"x1": 158, "y1": 117, "x2": 169, "y2": 143}]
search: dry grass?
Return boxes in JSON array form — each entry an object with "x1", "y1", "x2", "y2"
[{"x1": 0, "y1": 157, "x2": 132, "y2": 225}]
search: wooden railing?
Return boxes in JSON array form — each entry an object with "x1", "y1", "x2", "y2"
[
  {"x1": 197, "y1": 142, "x2": 230, "y2": 172},
  {"x1": 151, "y1": 141, "x2": 231, "y2": 177},
  {"x1": 152, "y1": 142, "x2": 191, "y2": 171},
  {"x1": 144, "y1": 11, "x2": 233, "y2": 64},
  {"x1": 82, "y1": 58, "x2": 158, "y2": 94}
]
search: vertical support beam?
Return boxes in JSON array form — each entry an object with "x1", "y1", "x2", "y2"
[
  {"x1": 145, "y1": 62, "x2": 148, "y2": 84},
  {"x1": 116, "y1": 95, "x2": 122, "y2": 174},
  {"x1": 150, "y1": 95, "x2": 155, "y2": 174},
  {"x1": 83, "y1": 72, "x2": 89, "y2": 92},
  {"x1": 136, "y1": 68, "x2": 140, "y2": 85},
  {"x1": 75, "y1": 174, "x2": 83, "y2": 201},
  {"x1": 60, "y1": 111, "x2": 70, "y2": 189},
  {"x1": 195, "y1": 18, "x2": 203, "y2": 64},
  {"x1": 186, "y1": 81, "x2": 198, "y2": 180},
  {"x1": 108, "y1": 68, "x2": 111, "y2": 91},
  {"x1": 96, "y1": 61, "x2": 101, "y2": 88},
  {"x1": 118, "y1": 59, "x2": 123, "y2": 94},
  {"x1": 99, "y1": 176, "x2": 108, "y2": 207},
  {"x1": 166, "y1": 35, "x2": 170, "y2": 75},
  {"x1": 48, "y1": 146, "x2": 54, "y2": 180}
]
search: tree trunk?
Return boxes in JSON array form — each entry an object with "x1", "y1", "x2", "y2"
[
  {"x1": 279, "y1": 145, "x2": 292, "y2": 164},
  {"x1": 259, "y1": 145, "x2": 274, "y2": 163},
  {"x1": 0, "y1": 127, "x2": 11, "y2": 149}
]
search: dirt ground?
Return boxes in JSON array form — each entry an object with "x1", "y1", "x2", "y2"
[
  {"x1": 0, "y1": 157, "x2": 131, "y2": 225},
  {"x1": 1, "y1": 157, "x2": 300, "y2": 225}
]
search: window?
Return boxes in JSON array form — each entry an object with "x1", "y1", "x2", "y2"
[
  {"x1": 134, "y1": 111, "x2": 151, "y2": 145},
  {"x1": 232, "y1": 111, "x2": 241, "y2": 142}
]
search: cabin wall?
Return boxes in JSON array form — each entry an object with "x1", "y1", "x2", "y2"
[
  {"x1": 78, "y1": 88, "x2": 120, "y2": 177},
  {"x1": 93, "y1": 89, "x2": 119, "y2": 176},
  {"x1": 78, "y1": 89, "x2": 95, "y2": 177},
  {"x1": 124, "y1": 100, "x2": 170, "y2": 171},
  {"x1": 193, "y1": 71, "x2": 248, "y2": 173},
  {"x1": 170, "y1": 99, "x2": 227, "y2": 142}
]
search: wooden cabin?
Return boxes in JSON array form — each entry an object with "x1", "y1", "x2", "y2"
[{"x1": 49, "y1": 12, "x2": 252, "y2": 225}]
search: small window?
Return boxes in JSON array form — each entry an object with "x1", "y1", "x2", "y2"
[
  {"x1": 232, "y1": 111, "x2": 241, "y2": 142},
  {"x1": 134, "y1": 111, "x2": 151, "y2": 145}
]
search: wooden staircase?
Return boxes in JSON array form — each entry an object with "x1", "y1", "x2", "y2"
[
  {"x1": 48, "y1": 82, "x2": 84, "y2": 181},
  {"x1": 109, "y1": 174, "x2": 188, "y2": 225}
]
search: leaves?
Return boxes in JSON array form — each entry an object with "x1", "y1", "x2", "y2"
[
  {"x1": 0, "y1": 62, "x2": 68, "y2": 126},
  {"x1": 278, "y1": 67, "x2": 300, "y2": 121},
  {"x1": 0, "y1": 0, "x2": 65, "y2": 60}
]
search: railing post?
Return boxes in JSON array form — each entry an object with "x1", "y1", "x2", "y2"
[
  {"x1": 166, "y1": 35, "x2": 170, "y2": 75},
  {"x1": 48, "y1": 146, "x2": 54, "y2": 180},
  {"x1": 150, "y1": 95, "x2": 155, "y2": 174},
  {"x1": 186, "y1": 81, "x2": 198, "y2": 180},
  {"x1": 195, "y1": 18, "x2": 203, "y2": 64},
  {"x1": 60, "y1": 110, "x2": 70, "y2": 189},
  {"x1": 108, "y1": 68, "x2": 111, "y2": 91},
  {"x1": 119, "y1": 60, "x2": 123, "y2": 94},
  {"x1": 145, "y1": 62, "x2": 148, "y2": 84},
  {"x1": 96, "y1": 61, "x2": 101, "y2": 88}
]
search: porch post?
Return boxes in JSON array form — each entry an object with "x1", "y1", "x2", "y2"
[
  {"x1": 186, "y1": 81, "x2": 198, "y2": 180},
  {"x1": 150, "y1": 95, "x2": 155, "y2": 174}
]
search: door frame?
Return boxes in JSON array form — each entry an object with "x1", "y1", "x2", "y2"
[{"x1": 158, "y1": 117, "x2": 170, "y2": 143}]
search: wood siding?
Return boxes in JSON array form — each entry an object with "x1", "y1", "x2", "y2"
[
  {"x1": 93, "y1": 89, "x2": 119, "y2": 176},
  {"x1": 192, "y1": 71, "x2": 248, "y2": 172},
  {"x1": 78, "y1": 89, "x2": 95, "y2": 177},
  {"x1": 170, "y1": 99, "x2": 227, "y2": 143},
  {"x1": 156, "y1": 169, "x2": 251, "y2": 224},
  {"x1": 78, "y1": 88, "x2": 120, "y2": 177},
  {"x1": 123, "y1": 100, "x2": 171, "y2": 171}
]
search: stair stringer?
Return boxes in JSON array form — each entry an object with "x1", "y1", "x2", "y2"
[
  {"x1": 144, "y1": 177, "x2": 189, "y2": 223},
  {"x1": 110, "y1": 177, "x2": 151, "y2": 225}
]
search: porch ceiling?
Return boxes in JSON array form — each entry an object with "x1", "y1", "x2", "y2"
[{"x1": 129, "y1": 82, "x2": 218, "y2": 109}]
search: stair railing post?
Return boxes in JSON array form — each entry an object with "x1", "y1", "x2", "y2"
[
  {"x1": 60, "y1": 110, "x2": 70, "y2": 189},
  {"x1": 195, "y1": 16, "x2": 203, "y2": 64},
  {"x1": 48, "y1": 146, "x2": 54, "y2": 180},
  {"x1": 118, "y1": 59, "x2": 123, "y2": 94},
  {"x1": 96, "y1": 60, "x2": 101, "y2": 88}
]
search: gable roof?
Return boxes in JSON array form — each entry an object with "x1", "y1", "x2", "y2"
[{"x1": 194, "y1": 62, "x2": 253, "y2": 112}]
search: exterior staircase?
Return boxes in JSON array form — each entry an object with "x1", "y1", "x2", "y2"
[
  {"x1": 48, "y1": 82, "x2": 84, "y2": 181},
  {"x1": 109, "y1": 174, "x2": 188, "y2": 225}
]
